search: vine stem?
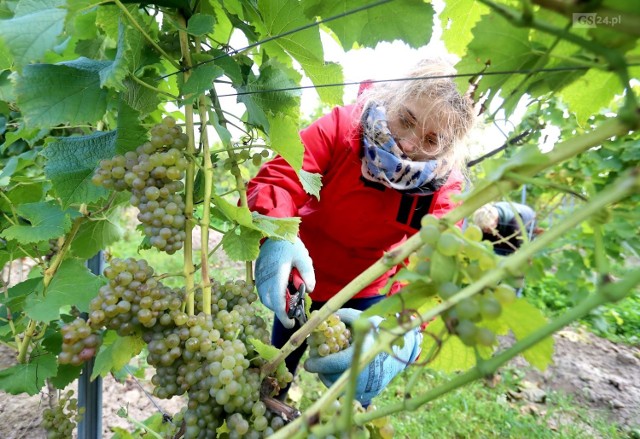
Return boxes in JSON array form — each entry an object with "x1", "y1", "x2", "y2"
[
  {"x1": 356, "y1": 269, "x2": 640, "y2": 425},
  {"x1": 177, "y1": 14, "x2": 196, "y2": 316},
  {"x1": 274, "y1": 167, "x2": 639, "y2": 438},
  {"x1": 263, "y1": 117, "x2": 629, "y2": 377},
  {"x1": 339, "y1": 318, "x2": 369, "y2": 432},
  {"x1": 195, "y1": 36, "x2": 214, "y2": 315},
  {"x1": 17, "y1": 214, "x2": 85, "y2": 363},
  {"x1": 207, "y1": 89, "x2": 254, "y2": 284},
  {"x1": 114, "y1": 0, "x2": 182, "y2": 71}
]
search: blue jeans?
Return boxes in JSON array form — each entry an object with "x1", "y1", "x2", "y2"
[{"x1": 270, "y1": 295, "x2": 386, "y2": 400}]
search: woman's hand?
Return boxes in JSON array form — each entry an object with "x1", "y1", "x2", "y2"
[{"x1": 254, "y1": 237, "x2": 315, "y2": 328}]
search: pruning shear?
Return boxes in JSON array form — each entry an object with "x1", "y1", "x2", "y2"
[{"x1": 285, "y1": 268, "x2": 307, "y2": 325}]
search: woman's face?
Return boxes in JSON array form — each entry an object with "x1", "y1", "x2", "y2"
[{"x1": 386, "y1": 99, "x2": 444, "y2": 161}]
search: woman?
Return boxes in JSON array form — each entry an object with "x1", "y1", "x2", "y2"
[{"x1": 248, "y1": 58, "x2": 476, "y2": 404}]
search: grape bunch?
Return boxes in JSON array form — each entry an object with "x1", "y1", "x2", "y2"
[
  {"x1": 88, "y1": 257, "x2": 184, "y2": 335},
  {"x1": 41, "y1": 390, "x2": 85, "y2": 439},
  {"x1": 308, "y1": 312, "x2": 352, "y2": 357},
  {"x1": 415, "y1": 215, "x2": 518, "y2": 348},
  {"x1": 307, "y1": 398, "x2": 394, "y2": 439},
  {"x1": 92, "y1": 116, "x2": 188, "y2": 254},
  {"x1": 141, "y1": 279, "x2": 287, "y2": 438},
  {"x1": 58, "y1": 317, "x2": 102, "y2": 366}
]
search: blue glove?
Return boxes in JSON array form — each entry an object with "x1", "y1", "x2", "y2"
[
  {"x1": 304, "y1": 308, "x2": 422, "y2": 404},
  {"x1": 254, "y1": 237, "x2": 315, "y2": 328}
]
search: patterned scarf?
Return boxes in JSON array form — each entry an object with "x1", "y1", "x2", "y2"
[{"x1": 360, "y1": 103, "x2": 445, "y2": 195}]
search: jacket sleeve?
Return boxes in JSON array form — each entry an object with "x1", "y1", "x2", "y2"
[{"x1": 246, "y1": 107, "x2": 348, "y2": 218}]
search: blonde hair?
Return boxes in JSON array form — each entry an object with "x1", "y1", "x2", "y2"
[
  {"x1": 358, "y1": 58, "x2": 475, "y2": 178},
  {"x1": 473, "y1": 204, "x2": 499, "y2": 233}
]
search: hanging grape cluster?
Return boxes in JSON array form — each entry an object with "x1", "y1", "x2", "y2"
[
  {"x1": 81, "y1": 257, "x2": 289, "y2": 438},
  {"x1": 414, "y1": 215, "x2": 518, "y2": 347},
  {"x1": 88, "y1": 257, "x2": 184, "y2": 336},
  {"x1": 143, "y1": 279, "x2": 290, "y2": 438},
  {"x1": 92, "y1": 116, "x2": 188, "y2": 254},
  {"x1": 58, "y1": 317, "x2": 102, "y2": 366},
  {"x1": 41, "y1": 390, "x2": 85, "y2": 439},
  {"x1": 307, "y1": 398, "x2": 394, "y2": 439},
  {"x1": 308, "y1": 311, "x2": 352, "y2": 357}
]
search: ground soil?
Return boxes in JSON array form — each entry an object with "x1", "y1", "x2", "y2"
[{"x1": 0, "y1": 256, "x2": 638, "y2": 438}]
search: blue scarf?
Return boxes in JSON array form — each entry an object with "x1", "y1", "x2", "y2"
[{"x1": 360, "y1": 103, "x2": 444, "y2": 195}]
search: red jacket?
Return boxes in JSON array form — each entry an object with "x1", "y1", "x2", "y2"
[{"x1": 247, "y1": 104, "x2": 463, "y2": 302}]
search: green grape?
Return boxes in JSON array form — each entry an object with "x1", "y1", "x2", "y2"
[
  {"x1": 439, "y1": 282, "x2": 460, "y2": 300},
  {"x1": 419, "y1": 224, "x2": 441, "y2": 246},
  {"x1": 430, "y1": 252, "x2": 457, "y2": 284},
  {"x1": 455, "y1": 319, "x2": 478, "y2": 346},
  {"x1": 463, "y1": 224, "x2": 483, "y2": 242},
  {"x1": 475, "y1": 327, "x2": 496, "y2": 346},
  {"x1": 494, "y1": 284, "x2": 517, "y2": 304},
  {"x1": 479, "y1": 295, "x2": 502, "y2": 319},
  {"x1": 437, "y1": 231, "x2": 464, "y2": 257}
]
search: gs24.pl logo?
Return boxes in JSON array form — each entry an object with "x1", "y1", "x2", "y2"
[{"x1": 573, "y1": 13, "x2": 623, "y2": 28}]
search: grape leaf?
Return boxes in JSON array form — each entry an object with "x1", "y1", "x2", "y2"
[
  {"x1": 42, "y1": 130, "x2": 117, "y2": 207},
  {"x1": 182, "y1": 63, "x2": 224, "y2": 103},
  {"x1": 0, "y1": 351, "x2": 57, "y2": 395},
  {"x1": 212, "y1": 194, "x2": 254, "y2": 227},
  {"x1": 91, "y1": 331, "x2": 145, "y2": 380},
  {"x1": 302, "y1": 0, "x2": 434, "y2": 51},
  {"x1": 257, "y1": 0, "x2": 342, "y2": 105},
  {"x1": 267, "y1": 112, "x2": 304, "y2": 171},
  {"x1": 0, "y1": 277, "x2": 43, "y2": 313},
  {"x1": 1, "y1": 201, "x2": 81, "y2": 244},
  {"x1": 298, "y1": 169, "x2": 322, "y2": 199},
  {"x1": 24, "y1": 259, "x2": 104, "y2": 322},
  {"x1": 187, "y1": 12, "x2": 215, "y2": 36},
  {"x1": 0, "y1": 0, "x2": 66, "y2": 70},
  {"x1": 0, "y1": 149, "x2": 38, "y2": 187},
  {"x1": 239, "y1": 60, "x2": 302, "y2": 122},
  {"x1": 0, "y1": 181, "x2": 44, "y2": 211},
  {"x1": 249, "y1": 337, "x2": 279, "y2": 361},
  {"x1": 209, "y1": 108, "x2": 232, "y2": 145},
  {"x1": 100, "y1": 17, "x2": 143, "y2": 92},
  {"x1": 559, "y1": 68, "x2": 619, "y2": 125},
  {"x1": 501, "y1": 298, "x2": 553, "y2": 370},
  {"x1": 70, "y1": 214, "x2": 123, "y2": 259},
  {"x1": 50, "y1": 363, "x2": 83, "y2": 389},
  {"x1": 115, "y1": 100, "x2": 147, "y2": 154},
  {"x1": 249, "y1": 337, "x2": 298, "y2": 394},
  {"x1": 221, "y1": 226, "x2": 262, "y2": 261},
  {"x1": 420, "y1": 317, "x2": 477, "y2": 373},
  {"x1": 454, "y1": 12, "x2": 540, "y2": 104},
  {"x1": 439, "y1": 0, "x2": 489, "y2": 56},
  {"x1": 15, "y1": 57, "x2": 111, "y2": 128},
  {"x1": 121, "y1": 76, "x2": 161, "y2": 116},
  {"x1": 251, "y1": 212, "x2": 300, "y2": 241}
]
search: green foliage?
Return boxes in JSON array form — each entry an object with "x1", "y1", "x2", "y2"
[
  {"x1": 24, "y1": 259, "x2": 104, "y2": 322},
  {"x1": 91, "y1": 331, "x2": 145, "y2": 380},
  {"x1": 0, "y1": 349, "x2": 57, "y2": 395}
]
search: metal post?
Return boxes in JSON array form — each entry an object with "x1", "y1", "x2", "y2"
[{"x1": 79, "y1": 251, "x2": 104, "y2": 439}]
